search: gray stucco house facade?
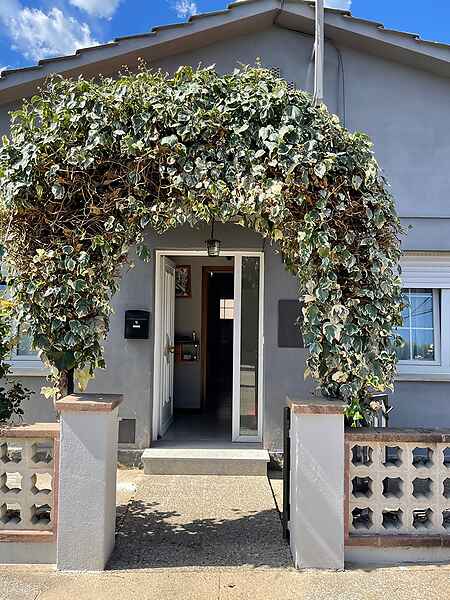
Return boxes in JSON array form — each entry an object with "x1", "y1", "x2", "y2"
[{"x1": 1, "y1": 0, "x2": 450, "y2": 453}]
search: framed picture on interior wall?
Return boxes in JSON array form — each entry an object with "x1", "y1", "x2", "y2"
[{"x1": 175, "y1": 265, "x2": 192, "y2": 298}]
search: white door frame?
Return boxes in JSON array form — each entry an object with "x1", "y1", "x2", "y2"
[
  {"x1": 159, "y1": 257, "x2": 176, "y2": 437},
  {"x1": 152, "y1": 249, "x2": 264, "y2": 443}
]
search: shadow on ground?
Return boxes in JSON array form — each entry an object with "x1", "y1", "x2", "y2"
[{"x1": 108, "y1": 496, "x2": 292, "y2": 570}]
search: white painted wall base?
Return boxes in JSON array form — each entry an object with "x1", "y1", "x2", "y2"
[
  {"x1": 346, "y1": 546, "x2": 450, "y2": 566},
  {"x1": 289, "y1": 398, "x2": 345, "y2": 570},
  {"x1": 55, "y1": 394, "x2": 122, "y2": 571},
  {"x1": 0, "y1": 542, "x2": 56, "y2": 564}
]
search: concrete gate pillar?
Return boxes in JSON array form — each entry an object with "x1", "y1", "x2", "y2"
[
  {"x1": 288, "y1": 396, "x2": 345, "y2": 570},
  {"x1": 55, "y1": 393, "x2": 123, "y2": 571}
]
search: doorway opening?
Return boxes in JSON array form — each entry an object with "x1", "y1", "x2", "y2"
[
  {"x1": 152, "y1": 250, "x2": 264, "y2": 446},
  {"x1": 202, "y1": 266, "x2": 234, "y2": 436}
]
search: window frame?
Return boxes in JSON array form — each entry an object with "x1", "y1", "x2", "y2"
[
  {"x1": 396, "y1": 288, "x2": 440, "y2": 367},
  {"x1": 0, "y1": 262, "x2": 47, "y2": 376},
  {"x1": 397, "y1": 254, "x2": 450, "y2": 380},
  {"x1": 7, "y1": 323, "x2": 47, "y2": 376}
]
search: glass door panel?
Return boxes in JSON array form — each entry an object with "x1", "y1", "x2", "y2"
[
  {"x1": 239, "y1": 256, "x2": 260, "y2": 436},
  {"x1": 232, "y1": 254, "x2": 263, "y2": 441}
]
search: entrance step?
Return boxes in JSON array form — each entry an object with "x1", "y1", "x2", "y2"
[{"x1": 142, "y1": 448, "x2": 269, "y2": 476}]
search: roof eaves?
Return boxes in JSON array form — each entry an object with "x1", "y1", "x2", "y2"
[
  {"x1": 74, "y1": 42, "x2": 119, "y2": 54},
  {"x1": 376, "y1": 26, "x2": 420, "y2": 42},
  {"x1": 1, "y1": 64, "x2": 42, "y2": 77},
  {"x1": 113, "y1": 32, "x2": 156, "y2": 42},
  {"x1": 1, "y1": 0, "x2": 450, "y2": 86},
  {"x1": 189, "y1": 9, "x2": 231, "y2": 22},
  {"x1": 152, "y1": 21, "x2": 192, "y2": 33},
  {"x1": 341, "y1": 14, "x2": 384, "y2": 29},
  {"x1": 416, "y1": 38, "x2": 450, "y2": 50},
  {"x1": 37, "y1": 55, "x2": 79, "y2": 66},
  {"x1": 341, "y1": 12, "x2": 450, "y2": 58}
]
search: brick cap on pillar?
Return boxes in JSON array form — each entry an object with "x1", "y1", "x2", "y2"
[
  {"x1": 287, "y1": 395, "x2": 346, "y2": 415},
  {"x1": 55, "y1": 393, "x2": 123, "y2": 412}
]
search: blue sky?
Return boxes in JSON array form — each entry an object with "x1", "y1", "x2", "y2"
[{"x1": 1, "y1": 0, "x2": 450, "y2": 72}]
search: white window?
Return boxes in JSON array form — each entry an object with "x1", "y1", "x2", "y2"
[
  {"x1": 220, "y1": 298, "x2": 234, "y2": 320},
  {"x1": 396, "y1": 255, "x2": 450, "y2": 380},
  {"x1": 396, "y1": 289, "x2": 439, "y2": 364},
  {"x1": 0, "y1": 262, "x2": 46, "y2": 376},
  {"x1": 8, "y1": 323, "x2": 45, "y2": 375},
  {"x1": 11, "y1": 324, "x2": 39, "y2": 359}
]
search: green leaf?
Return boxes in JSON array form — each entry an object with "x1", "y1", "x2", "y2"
[
  {"x1": 314, "y1": 163, "x2": 326, "y2": 179},
  {"x1": 352, "y1": 175, "x2": 362, "y2": 190},
  {"x1": 161, "y1": 135, "x2": 178, "y2": 147},
  {"x1": 323, "y1": 323, "x2": 337, "y2": 343},
  {"x1": 51, "y1": 183, "x2": 65, "y2": 199}
]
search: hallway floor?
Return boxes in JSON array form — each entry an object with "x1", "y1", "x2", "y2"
[
  {"x1": 154, "y1": 409, "x2": 262, "y2": 449},
  {"x1": 160, "y1": 411, "x2": 231, "y2": 442}
]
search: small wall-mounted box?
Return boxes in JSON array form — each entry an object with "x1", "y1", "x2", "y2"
[{"x1": 124, "y1": 310, "x2": 150, "y2": 339}]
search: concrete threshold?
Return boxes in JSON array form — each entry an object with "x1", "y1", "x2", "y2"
[{"x1": 142, "y1": 447, "x2": 269, "y2": 475}]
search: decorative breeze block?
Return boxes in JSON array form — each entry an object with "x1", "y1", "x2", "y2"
[
  {"x1": 0, "y1": 437, "x2": 54, "y2": 531},
  {"x1": 348, "y1": 439, "x2": 450, "y2": 536}
]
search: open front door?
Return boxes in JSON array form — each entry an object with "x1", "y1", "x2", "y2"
[{"x1": 159, "y1": 257, "x2": 175, "y2": 436}]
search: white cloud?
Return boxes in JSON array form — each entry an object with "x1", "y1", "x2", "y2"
[
  {"x1": 325, "y1": 0, "x2": 352, "y2": 9},
  {"x1": 0, "y1": 3, "x2": 98, "y2": 63},
  {"x1": 174, "y1": 0, "x2": 198, "y2": 19},
  {"x1": 2, "y1": 0, "x2": 21, "y2": 21},
  {"x1": 69, "y1": 0, "x2": 122, "y2": 20}
]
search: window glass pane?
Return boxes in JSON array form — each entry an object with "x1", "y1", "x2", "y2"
[
  {"x1": 412, "y1": 329, "x2": 434, "y2": 361},
  {"x1": 16, "y1": 325, "x2": 38, "y2": 357},
  {"x1": 220, "y1": 299, "x2": 234, "y2": 320},
  {"x1": 239, "y1": 257, "x2": 260, "y2": 436},
  {"x1": 396, "y1": 288, "x2": 436, "y2": 362},
  {"x1": 400, "y1": 299, "x2": 410, "y2": 327},
  {"x1": 396, "y1": 328, "x2": 411, "y2": 361},
  {"x1": 410, "y1": 294, "x2": 433, "y2": 329}
]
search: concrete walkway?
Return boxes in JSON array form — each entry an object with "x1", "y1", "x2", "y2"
[
  {"x1": 3, "y1": 557, "x2": 450, "y2": 599},
  {"x1": 109, "y1": 471, "x2": 292, "y2": 570},
  {"x1": 2, "y1": 470, "x2": 450, "y2": 599}
]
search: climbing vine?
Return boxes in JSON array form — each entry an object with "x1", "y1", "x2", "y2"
[{"x1": 0, "y1": 64, "x2": 403, "y2": 423}]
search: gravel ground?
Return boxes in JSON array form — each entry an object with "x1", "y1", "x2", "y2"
[{"x1": 109, "y1": 471, "x2": 292, "y2": 570}]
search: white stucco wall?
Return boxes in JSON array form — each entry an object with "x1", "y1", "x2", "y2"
[
  {"x1": 290, "y1": 407, "x2": 345, "y2": 569},
  {"x1": 57, "y1": 408, "x2": 118, "y2": 570}
]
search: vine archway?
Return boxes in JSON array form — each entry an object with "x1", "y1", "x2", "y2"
[{"x1": 0, "y1": 65, "x2": 402, "y2": 423}]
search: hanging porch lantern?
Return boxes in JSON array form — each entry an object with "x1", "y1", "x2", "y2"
[{"x1": 206, "y1": 219, "x2": 221, "y2": 257}]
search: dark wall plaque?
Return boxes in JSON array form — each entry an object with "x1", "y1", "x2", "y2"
[
  {"x1": 118, "y1": 418, "x2": 136, "y2": 444},
  {"x1": 278, "y1": 300, "x2": 304, "y2": 348}
]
